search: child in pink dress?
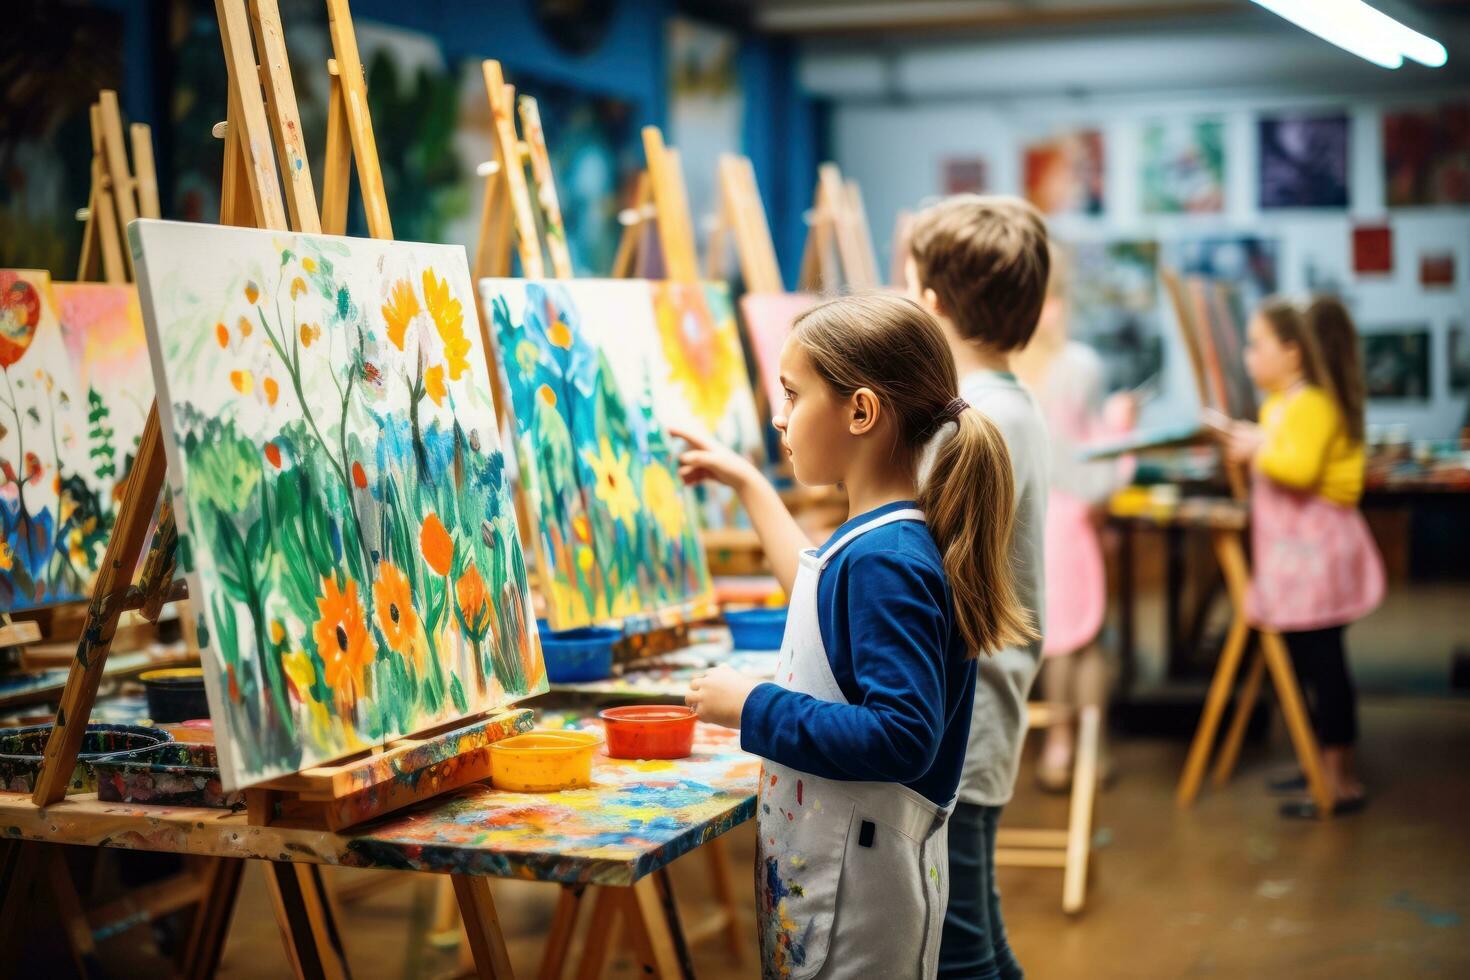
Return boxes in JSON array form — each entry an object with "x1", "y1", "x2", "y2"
[
  {"x1": 1223, "y1": 296, "x2": 1384, "y2": 818},
  {"x1": 1016, "y1": 248, "x2": 1136, "y2": 790}
]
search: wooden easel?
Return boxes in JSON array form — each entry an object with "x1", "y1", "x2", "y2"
[
  {"x1": 75, "y1": 89, "x2": 159, "y2": 284},
  {"x1": 798, "y1": 163, "x2": 880, "y2": 294},
  {"x1": 1159, "y1": 268, "x2": 1332, "y2": 816},
  {"x1": 469, "y1": 85, "x2": 747, "y2": 974},
  {"x1": 706, "y1": 153, "x2": 783, "y2": 292}
]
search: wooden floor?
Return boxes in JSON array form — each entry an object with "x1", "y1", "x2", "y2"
[{"x1": 71, "y1": 694, "x2": 1466, "y2": 978}]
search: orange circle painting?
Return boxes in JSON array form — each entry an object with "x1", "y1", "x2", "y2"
[{"x1": 0, "y1": 272, "x2": 42, "y2": 368}]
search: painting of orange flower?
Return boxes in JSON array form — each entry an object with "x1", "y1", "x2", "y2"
[{"x1": 132, "y1": 221, "x2": 544, "y2": 789}]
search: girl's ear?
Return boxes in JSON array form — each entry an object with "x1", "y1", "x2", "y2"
[{"x1": 849, "y1": 387, "x2": 881, "y2": 436}]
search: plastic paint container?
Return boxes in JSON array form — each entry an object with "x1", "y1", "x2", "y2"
[
  {"x1": 139, "y1": 667, "x2": 210, "y2": 723},
  {"x1": 725, "y1": 607, "x2": 788, "y2": 651},
  {"x1": 0, "y1": 723, "x2": 172, "y2": 794},
  {"x1": 93, "y1": 742, "x2": 243, "y2": 809},
  {"x1": 489, "y1": 730, "x2": 602, "y2": 792},
  {"x1": 539, "y1": 626, "x2": 620, "y2": 683},
  {"x1": 599, "y1": 705, "x2": 697, "y2": 760}
]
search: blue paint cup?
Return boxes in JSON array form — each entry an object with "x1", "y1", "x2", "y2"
[
  {"x1": 725, "y1": 607, "x2": 788, "y2": 651},
  {"x1": 539, "y1": 626, "x2": 620, "y2": 683}
]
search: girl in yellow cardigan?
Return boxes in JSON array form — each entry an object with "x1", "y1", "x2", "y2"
[{"x1": 1223, "y1": 296, "x2": 1384, "y2": 819}]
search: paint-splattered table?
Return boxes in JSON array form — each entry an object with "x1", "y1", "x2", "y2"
[
  {"x1": 547, "y1": 646, "x2": 778, "y2": 701},
  {"x1": 0, "y1": 722, "x2": 760, "y2": 978}
]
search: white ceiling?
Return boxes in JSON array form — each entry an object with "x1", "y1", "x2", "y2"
[{"x1": 778, "y1": 1, "x2": 1470, "y2": 99}]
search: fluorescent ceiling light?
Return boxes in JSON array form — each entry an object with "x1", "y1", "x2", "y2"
[{"x1": 1251, "y1": 0, "x2": 1448, "y2": 70}]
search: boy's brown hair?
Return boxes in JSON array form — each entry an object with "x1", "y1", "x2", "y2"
[{"x1": 909, "y1": 194, "x2": 1051, "y2": 352}]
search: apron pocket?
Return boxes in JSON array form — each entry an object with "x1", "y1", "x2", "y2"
[
  {"x1": 824, "y1": 810, "x2": 935, "y2": 977},
  {"x1": 757, "y1": 785, "x2": 856, "y2": 979}
]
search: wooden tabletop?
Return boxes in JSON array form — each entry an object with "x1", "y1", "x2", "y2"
[{"x1": 0, "y1": 723, "x2": 758, "y2": 887}]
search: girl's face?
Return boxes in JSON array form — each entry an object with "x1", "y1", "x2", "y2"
[
  {"x1": 772, "y1": 339, "x2": 862, "y2": 487},
  {"x1": 1244, "y1": 313, "x2": 1303, "y2": 392}
]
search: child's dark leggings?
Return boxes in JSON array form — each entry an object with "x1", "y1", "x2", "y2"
[{"x1": 1283, "y1": 625, "x2": 1358, "y2": 747}]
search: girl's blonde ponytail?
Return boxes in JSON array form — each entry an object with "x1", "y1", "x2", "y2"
[{"x1": 918, "y1": 410, "x2": 1038, "y2": 657}]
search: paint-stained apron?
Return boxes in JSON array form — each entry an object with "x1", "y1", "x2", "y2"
[{"x1": 756, "y1": 508, "x2": 952, "y2": 980}]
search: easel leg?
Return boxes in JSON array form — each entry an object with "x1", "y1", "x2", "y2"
[
  {"x1": 0, "y1": 839, "x2": 43, "y2": 968},
  {"x1": 1063, "y1": 706, "x2": 1100, "y2": 915},
  {"x1": 264, "y1": 861, "x2": 353, "y2": 980},
  {"x1": 704, "y1": 836, "x2": 743, "y2": 962},
  {"x1": 1176, "y1": 611, "x2": 1250, "y2": 807},
  {"x1": 620, "y1": 876, "x2": 688, "y2": 980},
  {"x1": 1260, "y1": 630, "x2": 1333, "y2": 816},
  {"x1": 573, "y1": 887, "x2": 621, "y2": 980},
  {"x1": 182, "y1": 857, "x2": 245, "y2": 980},
  {"x1": 1212, "y1": 646, "x2": 1266, "y2": 788},
  {"x1": 451, "y1": 874, "x2": 515, "y2": 979},
  {"x1": 538, "y1": 884, "x2": 586, "y2": 980},
  {"x1": 44, "y1": 845, "x2": 103, "y2": 978}
]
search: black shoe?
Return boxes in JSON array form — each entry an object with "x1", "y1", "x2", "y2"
[
  {"x1": 1278, "y1": 795, "x2": 1368, "y2": 819},
  {"x1": 1266, "y1": 771, "x2": 1308, "y2": 794}
]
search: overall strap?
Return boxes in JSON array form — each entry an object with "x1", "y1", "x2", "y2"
[{"x1": 817, "y1": 508, "x2": 926, "y2": 570}]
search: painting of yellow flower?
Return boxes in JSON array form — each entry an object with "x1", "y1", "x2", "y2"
[{"x1": 482, "y1": 279, "x2": 714, "y2": 631}]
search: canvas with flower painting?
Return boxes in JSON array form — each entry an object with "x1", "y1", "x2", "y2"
[
  {"x1": 480, "y1": 279, "x2": 715, "y2": 632},
  {"x1": 131, "y1": 220, "x2": 543, "y2": 789},
  {"x1": 647, "y1": 282, "x2": 762, "y2": 528},
  {"x1": 0, "y1": 272, "x2": 153, "y2": 611}
]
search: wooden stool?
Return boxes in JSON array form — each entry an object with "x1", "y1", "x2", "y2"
[{"x1": 995, "y1": 703, "x2": 1100, "y2": 915}]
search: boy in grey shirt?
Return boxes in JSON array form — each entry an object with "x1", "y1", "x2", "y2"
[{"x1": 907, "y1": 194, "x2": 1050, "y2": 980}]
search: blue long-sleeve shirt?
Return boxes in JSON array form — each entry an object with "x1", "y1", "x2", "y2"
[{"x1": 739, "y1": 501, "x2": 978, "y2": 806}]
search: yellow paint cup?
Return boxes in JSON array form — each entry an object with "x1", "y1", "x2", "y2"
[{"x1": 488, "y1": 730, "x2": 602, "y2": 792}]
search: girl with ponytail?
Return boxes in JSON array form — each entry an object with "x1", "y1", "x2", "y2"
[
  {"x1": 1221, "y1": 295, "x2": 1384, "y2": 819},
  {"x1": 679, "y1": 293, "x2": 1032, "y2": 979}
]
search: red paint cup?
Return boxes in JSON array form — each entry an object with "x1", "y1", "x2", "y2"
[{"x1": 598, "y1": 705, "x2": 697, "y2": 760}]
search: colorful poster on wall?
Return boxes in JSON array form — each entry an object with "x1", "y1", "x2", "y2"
[
  {"x1": 943, "y1": 158, "x2": 989, "y2": 195},
  {"x1": 1361, "y1": 329, "x2": 1431, "y2": 401},
  {"x1": 1383, "y1": 103, "x2": 1470, "y2": 207},
  {"x1": 1420, "y1": 251, "x2": 1456, "y2": 289},
  {"x1": 668, "y1": 17, "x2": 744, "y2": 256},
  {"x1": 0, "y1": 6, "x2": 123, "y2": 274},
  {"x1": 1140, "y1": 116, "x2": 1225, "y2": 214},
  {"x1": 481, "y1": 279, "x2": 715, "y2": 631},
  {"x1": 1450, "y1": 325, "x2": 1470, "y2": 394},
  {"x1": 1023, "y1": 130, "x2": 1105, "y2": 216},
  {"x1": 1352, "y1": 225, "x2": 1393, "y2": 275},
  {"x1": 1258, "y1": 112, "x2": 1350, "y2": 209},
  {"x1": 1068, "y1": 240, "x2": 1163, "y2": 391},
  {"x1": 132, "y1": 221, "x2": 543, "y2": 789},
  {"x1": 0, "y1": 272, "x2": 151, "y2": 611}
]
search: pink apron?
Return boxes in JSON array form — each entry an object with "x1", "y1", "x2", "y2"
[
  {"x1": 1041, "y1": 491, "x2": 1106, "y2": 656},
  {"x1": 1246, "y1": 470, "x2": 1385, "y2": 632}
]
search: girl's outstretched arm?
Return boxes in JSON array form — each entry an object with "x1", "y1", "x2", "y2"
[{"x1": 672, "y1": 426, "x2": 811, "y2": 596}]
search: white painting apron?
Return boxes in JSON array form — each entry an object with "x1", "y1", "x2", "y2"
[{"x1": 756, "y1": 508, "x2": 953, "y2": 980}]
